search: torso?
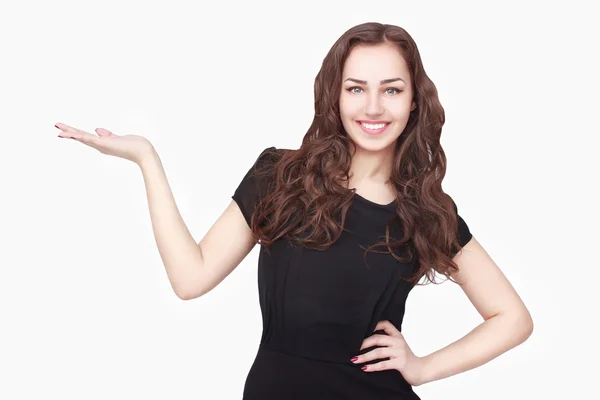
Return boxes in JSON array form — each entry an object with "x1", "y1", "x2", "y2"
[{"x1": 243, "y1": 192, "x2": 420, "y2": 399}]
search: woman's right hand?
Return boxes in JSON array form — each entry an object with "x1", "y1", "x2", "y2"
[{"x1": 55, "y1": 122, "x2": 156, "y2": 166}]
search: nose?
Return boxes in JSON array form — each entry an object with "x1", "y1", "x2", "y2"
[{"x1": 365, "y1": 92, "x2": 384, "y2": 117}]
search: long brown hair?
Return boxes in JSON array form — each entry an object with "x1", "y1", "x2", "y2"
[{"x1": 249, "y1": 22, "x2": 466, "y2": 286}]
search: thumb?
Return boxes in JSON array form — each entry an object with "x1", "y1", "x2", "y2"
[{"x1": 95, "y1": 128, "x2": 115, "y2": 137}]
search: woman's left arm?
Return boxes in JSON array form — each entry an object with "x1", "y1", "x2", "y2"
[{"x1": 417, "y1": 236, "x2": 534, "y2": 385}]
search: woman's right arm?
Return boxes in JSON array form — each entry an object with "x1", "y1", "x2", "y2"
[
  {"x1": 55, "y1": 122, "x2": 256, "y2": 301},
  {"x1": 139, "y1": 151, "x2": 257, "y2": 300}
]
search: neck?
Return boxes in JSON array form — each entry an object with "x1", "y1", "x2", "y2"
[{"x1": 347, "y1": 144, "x2": 395, "y2": 187}]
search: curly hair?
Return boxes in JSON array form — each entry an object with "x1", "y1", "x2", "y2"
[{"x1": 248, "y1": 22, "x2": 468, "y2": 286}]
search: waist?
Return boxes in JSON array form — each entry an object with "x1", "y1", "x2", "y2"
[{"x1": 261, "y1": 325, "x2": 389, "y2": 364}]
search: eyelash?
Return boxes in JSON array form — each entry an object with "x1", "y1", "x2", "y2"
[{"x1": 346, "y1": 87, "x2": 403, "y2": 95}]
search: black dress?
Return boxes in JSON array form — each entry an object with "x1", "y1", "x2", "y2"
[{"x1": 232, "y1": 147, "x2": 473, "y2": 400}]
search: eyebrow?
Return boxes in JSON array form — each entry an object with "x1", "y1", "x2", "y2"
[{"x1": 344, "y1": 77, "x2": 406, "y2": 85}]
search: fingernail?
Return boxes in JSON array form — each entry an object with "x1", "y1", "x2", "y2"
[
  {"x1": 361, "y1": 366, "x2": 367, "y2": 371},
  {"x1": 351, "y1": 357, "x2": 358, "y2": 362}
]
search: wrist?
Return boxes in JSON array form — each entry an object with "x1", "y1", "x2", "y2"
[
  {"x1": 402, "y1": 355, "x2": 428, "y2": 387},
  {"x1": 412, "y1": 356, "x2": 428, "y2": 387},
  {"x1": 413, "y1": 354, "x2": 434, "y2": 387},
  {"x1": 138, "y1": 148, "x2": 160, "y2": 170}
]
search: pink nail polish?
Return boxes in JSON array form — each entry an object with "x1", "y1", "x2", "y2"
[
  {"x1": 361, "y1": 366, "x2": 367, "y2": 371},
  {"x1": 351, "y1": 357, "x2": 358, "y2": 362}
]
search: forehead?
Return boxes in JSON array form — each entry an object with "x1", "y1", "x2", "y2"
[{"x1": 342, "y1": 43, "x2": 410, "y2": 82}]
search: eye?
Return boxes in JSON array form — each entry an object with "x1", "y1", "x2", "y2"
[
  {"x1": 346, "y1": 87, "x2": 403, "y2": 95},
  {"x1": 385, "y1": 88, "x2": 403, "y2": 95},
  {"x1": 347, "y1": 86, "x2": 363, "y2": 94}
]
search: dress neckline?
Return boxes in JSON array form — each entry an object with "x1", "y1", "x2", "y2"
[{"x1": 353, "y1": 192, "x2": 397, "y2": 210}]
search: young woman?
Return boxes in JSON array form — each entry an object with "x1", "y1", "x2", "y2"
[{"x1": 55, "y1": 22, "x2": 533, "y2": 400}]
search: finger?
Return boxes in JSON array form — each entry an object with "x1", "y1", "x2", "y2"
[
  {"x1": 360, "y1": 359, "x2": 393, "y2": 372},
  {"x1": 95, "y1": 128, "x2": 115, "y2": 137},
  {"x1": 374, "y1": 320, "x2": 402, "y2": 337},
  {"x1": 58, "y1": 125, "x2": 100, "y2": 147},
  {"x1": 55, "y1": 122, "x2": 78, "y2": 134},
  {"x1": 359, "y1": 334, "x2": 396, "y2": 350},
  {"x1": 73, "y1": 130, "x2": 101, "y2": 147},
  {"x1": 55, "y1": 122, "x2": 86, "y2": 140},
  {"x1": 351, "y1": 347, "x2": 393, "y2": 364},
  {"x1": 56, "y1": 123, "x2": 72, "y2": 138}
]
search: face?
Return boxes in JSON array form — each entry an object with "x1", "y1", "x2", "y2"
[{"x1": 339, "y1": 42, "x2": 416, "y2": 153}]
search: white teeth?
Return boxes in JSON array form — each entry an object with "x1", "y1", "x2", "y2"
[{"x1": 361, "y1": 123, "x2": 386, "y2": 129}]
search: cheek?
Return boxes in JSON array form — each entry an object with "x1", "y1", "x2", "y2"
[
  {"x1": 392, "y1": 109, "x2": 410, "y2": 121},
  {"x1": 389, "y1": 101, "x2": 412, "y2": 120},
  {"x1": 339, "y1": 96, "x2": 360, "y2": 118}
]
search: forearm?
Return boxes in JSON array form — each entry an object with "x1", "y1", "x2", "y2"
[
  {"x1": 138, "y1": 151, "x2": 203, "y2": 298},
  {"x1": 417, "y1": 311, "x2": 533, "y2": 386}
]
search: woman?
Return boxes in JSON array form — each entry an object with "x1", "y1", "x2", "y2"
[{"x1": 56, "y1": 22, "x2": 533, "y2": 399}]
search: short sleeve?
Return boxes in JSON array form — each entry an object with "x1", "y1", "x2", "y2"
[
  {"x1": 232, "y1": 146, "x2": 278, "y2": 228},
  {"x1": 451, "y1": 198, "x2": 473, "y2": 256}
]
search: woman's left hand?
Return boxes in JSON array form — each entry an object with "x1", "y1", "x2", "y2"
[{"x1": 351, "y1": 320, "x2": 425, "y2": 386}]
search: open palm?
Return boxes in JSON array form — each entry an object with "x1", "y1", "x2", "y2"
[{"x1": 55, "y1": 122, "x2": 155, "y2": 165}]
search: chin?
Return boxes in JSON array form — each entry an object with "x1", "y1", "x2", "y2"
[{"x1": 346, "y1": 130, "x2": 400, "y2": 153}]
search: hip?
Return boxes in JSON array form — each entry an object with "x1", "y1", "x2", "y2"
[{"x1": 242, "y1": 344, "x2": 420, "y2": 400}]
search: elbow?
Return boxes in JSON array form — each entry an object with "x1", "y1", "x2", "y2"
[
  {"x1": 174, "y1": 285, "x2": 212, "y2": 300},
  {"x1": 175, "y1": 288, "x2": 204, "y2": 301},
  {"x1": 176, "y1": 290, "x2": 194, "y2": 301},
  {"x1": 522, "y1": 309, "x2": 534, "y2": 337},
  {"x1": 174, "y1": 284, "x2": 207, "y2": 301},
  {"x1": 170, "y1": 270, "x2": 209, "y2": 300},
  {"x1": 512, "y1": 310, "x2": 534, "y2": 342},
  {"x1": 524, "y1": 315, "x2": 534, "y2": 340}
]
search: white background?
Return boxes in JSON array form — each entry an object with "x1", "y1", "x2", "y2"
[{"x1": 1, "y1": 0, "x2": 598, "y2": 398}]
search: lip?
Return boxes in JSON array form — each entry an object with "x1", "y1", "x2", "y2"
[
  {"x1": 357, "y1": 120, "x2": 390, "y2": 124},
  {"x1": 356, "y1": 121, "x2": 391, "y2": 135}
]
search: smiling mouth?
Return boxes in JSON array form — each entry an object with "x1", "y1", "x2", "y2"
[{"x1": 357, "y1": 121, "x2": 390, "y2": 135}]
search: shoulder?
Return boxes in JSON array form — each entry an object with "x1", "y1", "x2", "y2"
[
  {"x1": 231, "y1": 146, "x2": 292, "y2": 228},
  {"x1": 253, "y1": 146, "x2": 285, "y2": 168},
  {"x1": 255, "y1": 146, "x2": 290, "y2": 166},
  {"x1": 247, "y1": 147, "x2": 295, "y2": 180},
  {"x1": 233, "y1": 146, "x2": 289, "y2": 197},
  {"x1": 447, "y1": 195, "x2": 473, "y2": 253}
]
